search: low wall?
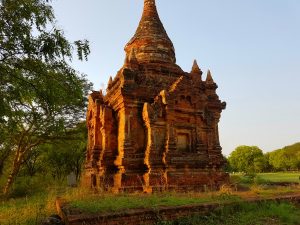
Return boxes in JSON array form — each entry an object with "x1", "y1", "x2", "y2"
[{"x1": 56, "y1": 194, "x2": 300, "y2": 225}]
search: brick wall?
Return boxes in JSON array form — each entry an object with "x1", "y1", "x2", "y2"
[{"x1": 56, "y1": 195, "x2": 300, "y2": 225}]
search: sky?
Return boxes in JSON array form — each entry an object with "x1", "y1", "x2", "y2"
[{"x1": 52, "y1": 0, "x2": 300, "y2": 156}]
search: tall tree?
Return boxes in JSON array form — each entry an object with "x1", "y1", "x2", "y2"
[
  {"x1": 0, "y1": 0, "x2": 92, "y2": 194},
  {"x1": 42, "y1": 122, "x2": 87, "y2": 181},
  {"x1": 268, "y1": 143, "x2": 300, "y2": 171},
  {"x1": 228, "y1": 146, "x2": 265, "y2": 173}
]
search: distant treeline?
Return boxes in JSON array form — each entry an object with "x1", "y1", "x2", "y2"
[{"x1": 226, "y1": 143, "x2": 300, "y2": 173}]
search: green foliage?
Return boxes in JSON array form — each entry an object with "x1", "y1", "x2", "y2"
[
  {"x1": 222, "y1": 155, "x2": 232, "y2": 172},
  {"x1": 1, "y1": 115, "x2": 88, "y2": 194},
  {"x1": 158, "y1": 202, "x2": 300, "y2": 225},
  {"x1": 228, "y1": 146, "x2": 266, "y2": 173},
  {"x1": 227, "y1": 143, "x2": 300, "y2": 173},
  {"x1": 6, "y1": 175, "x2": 65, "y2": 198},
  {"x1": 0, "y1": 122, "x2": 87, "y2": 199},
  {"x1": 0, "y1": 145, "x2": 10, "y2": 176},
  {"x1": 20, "y1": 147, "x2": 43, "y2": 177},
  {"x1": 230, "y1": 173, "x2": 267, "y2": 186},
  {"x1": 0, "y1": 0, "x2": 92, "y2": 193},
  {"x1": 241, "y1": 173, "x2": 257, "y2": 184},
  {"x1": 268, "y1": 143, "x2": 300, "y2": 171},
  {"x1": 41, "y1": 122, "x2": 87, "y2": 181}
]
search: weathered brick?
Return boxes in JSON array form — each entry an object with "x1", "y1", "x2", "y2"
[{"x1": 83, "y1": 0, "x2": 228, "y2": 192}]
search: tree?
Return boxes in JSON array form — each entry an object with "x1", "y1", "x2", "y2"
[
  {"x1": 0, "y1": 119, "x2": 13, "y2": 176},
  {"x1": 42, "y1": 122, "x2": 87, "y2": 181},
  {"x1": 222, "y1": 155, "x2": 232, "y2": 172},
  {"x1": 268, "y1": 143, "x2": 300, "y2": 171},
  {"x1": 20, "y1": 146, "x2": 43, "y2": 177},
  {"x1": 0, "y1": 0, "x2": 92, "y2": 194},
  {"x1": 263, "y1": 152, "x2": 274, "y2": 172},
  {"x1": 228, "y1": 145, "x2": 265, "y2": 174}
]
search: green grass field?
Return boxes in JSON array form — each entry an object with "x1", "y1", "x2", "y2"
[
  {"x1": 230, "y1": 172, "x2": 300, "y2": 185},
  {"x1": 257, "y1": 172, "x2": 300, "y2": 183}
]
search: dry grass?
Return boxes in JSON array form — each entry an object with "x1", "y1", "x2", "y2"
[
  {"x1": 1, "y1": 172, "x2": 299, "y2": 224},
  {"x1": 0, "y1": 191, "x2": 57, "y2": 225},
  {"x1": 62, "y1": 184, "x2": 300, "y2": 214}
]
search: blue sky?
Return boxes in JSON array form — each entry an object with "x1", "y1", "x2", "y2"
[{"x1": 52, "y1": 0, "x2": 300, "y2": 156}]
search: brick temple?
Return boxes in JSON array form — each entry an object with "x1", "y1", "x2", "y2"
[{"x1": 83, "y1": 0, "x2": 228, "y2": 192}]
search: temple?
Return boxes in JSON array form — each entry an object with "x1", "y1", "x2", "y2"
[{"x1": 83, "y1": 0, "x2": 228, "y2": 192}]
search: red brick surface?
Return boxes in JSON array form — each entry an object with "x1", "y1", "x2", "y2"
[{"x1": 83, "y1": 0, "x2": 228, "y2": 192}]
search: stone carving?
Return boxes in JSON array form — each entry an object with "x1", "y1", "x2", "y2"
[{"x1": 83, "y1": 0, "x2": 228, "y2": 192}]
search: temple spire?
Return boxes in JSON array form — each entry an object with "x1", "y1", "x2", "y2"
[
  {"x1": 108, "y1": 76, "x2": 113, "y2": 88},
  {"x1": 206, "y1": 70, "x2": 215, "y2": 84},
  {"x1": 191, "y1": 60, "x2": 202, "y2": 75},
  {"x1": 143, "y1": 0, "x2": 159, "y2": 17},
  {"x1": 124, "y1": 0, "x2": 176, "y2": 64}
]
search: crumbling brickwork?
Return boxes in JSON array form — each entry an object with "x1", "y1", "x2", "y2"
[{"x1": 83, "y1": 0, "x2": 228, "y2": 192}]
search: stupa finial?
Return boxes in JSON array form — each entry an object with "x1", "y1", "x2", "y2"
[
  {"x1": 124, "y1": 0, "x2": 176, "y2": 64},
  {"x1": 206, "y1": 70, "x2": 215, "y2": 84},
  {"x1": 191, "y1": 60, "x2": 202, "y2": 75}
]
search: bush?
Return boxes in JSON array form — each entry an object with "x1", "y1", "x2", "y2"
[{"x1": 8, "y1": 175, "x2": 67, "y2": 199}]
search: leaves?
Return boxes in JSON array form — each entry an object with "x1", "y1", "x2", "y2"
[
  {"x1": 268, "y1": 143, "x2": 300, "y2": 171},
  {"x1": 227, "y1": 143, "x2": 300, "y2": 173},
  {"x1": 228, "y1": 146, "x2": 265, "y2": 173},
  {"x1": 75, "y1": 40, "x2": 90, "y2": 61},
  {"x1": 0, "y1": 0, "x2": 92, "y2": 194},
  {"x1": 41, "y1": 122, "x2": 87, "y2": 181}
]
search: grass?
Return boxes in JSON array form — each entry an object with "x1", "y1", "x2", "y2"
[
  {"x1": 65, "y1": 185, "x2": 300, "y2": 214},
  {"x1": 0, "y1": 192, "x2": 57, "y2": 225},
  {"x1": 65, "y1": 189, "x2": 241, "y2": 214},
  {"x1": 160, "y1": 201, "x2": 300, "y2": 225},
  {"x1": 0, "y1": 172, "x2": 300, "y2": 224},
  {"x1": 230, "y1": 172, "x2": 300, "y2": 186},
  {"x1": 229, "y1": 172, "x2": 300, "y2": 199},
  {"x1": 2, "y1": 188, "x2": 300, "y2": 225},
  {"x1": 258, "y1": 172, "x2": 300, "y2": 183},
  {"x1": 249, "y1": 184, "x2": 300, "y2": 197},
  {"x1": 63, "y1": 172, "x2": 300, "y2": 214},
  {"x1": 0, "y1": 175, "x2": 66, "y2": 225}
]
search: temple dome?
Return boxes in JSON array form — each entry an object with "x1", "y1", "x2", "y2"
[{"x1": 125, "y1": 0, "x2": 176, "y2": 64}]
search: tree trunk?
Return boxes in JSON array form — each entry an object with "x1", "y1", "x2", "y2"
[{"x1": 3, "y1": 150, "x2": 23, "y2": 195}]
